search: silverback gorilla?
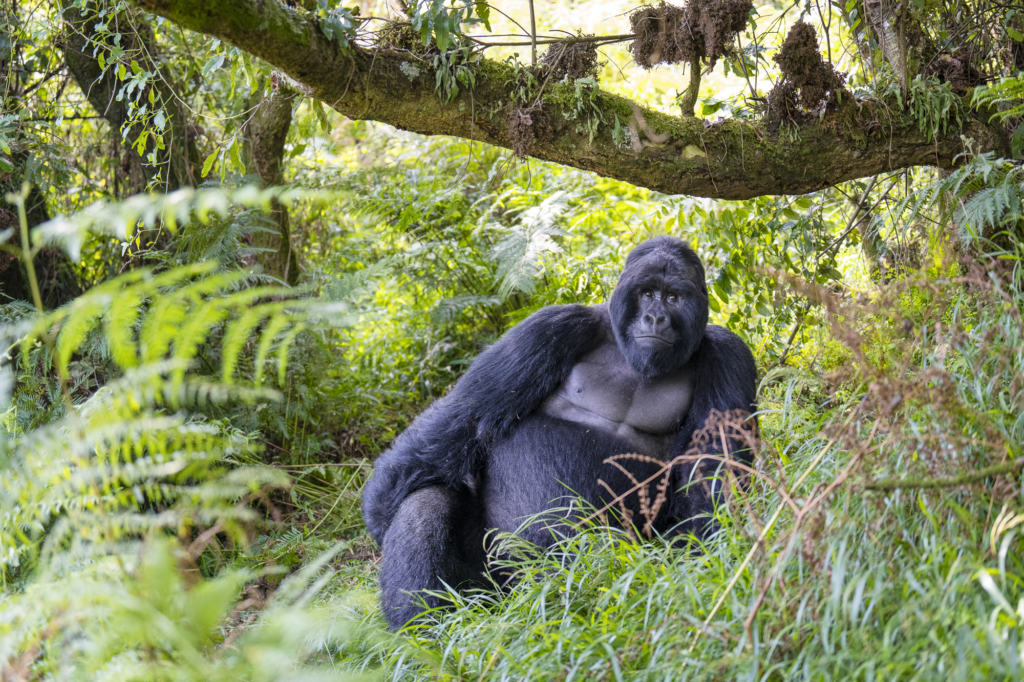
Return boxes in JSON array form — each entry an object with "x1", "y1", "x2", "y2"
[{"x1": 362, "y1": 236, "x2": 757, "y2": 630}]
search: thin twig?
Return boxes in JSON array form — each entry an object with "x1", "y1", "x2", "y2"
[
  {"x1": 573, "y1": 450, "x2": 799, "y2": 533},
  {"x1": 527, "y1": 0, "x2": 537, "y2": 65}
]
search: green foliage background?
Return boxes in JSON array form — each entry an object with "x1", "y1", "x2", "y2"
[{"x1": 1, "y1": 0, "x2": 1024, "y2": 678}]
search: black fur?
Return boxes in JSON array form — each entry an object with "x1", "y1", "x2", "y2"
[
  {"x1": 380, "y1": 486, "x2": 487, "y2": 628},
  {"x1": 484, "y1": 414, "x2": 679, "y2": 547},
  {"x1": 362, "y1": 236, "x2": 757, "y2": 630},
  {"x1": 362, "y1": 304, "x2": 605, "y2": 543},
  {"x1": 665, "y1": 324, "x2": 760, "y2": 536}
]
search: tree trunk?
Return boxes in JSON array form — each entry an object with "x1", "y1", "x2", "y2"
[
  {"x1": 62, "y1": 3, "x2": 201, "y2": 192},
  {"x1": 1, "y1": 6, "x2": 81, "y2": 308},
  {"x1": 244, "y1": 76, "x2": 300, "y2": 285}
]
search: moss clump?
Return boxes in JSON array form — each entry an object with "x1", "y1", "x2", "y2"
[
  {"x1": 630, "y1": 3, "x2": 687, "y2": 68},
  {"x1": 629, "y1": 0, "x2": 751, "y2": 69},
  {"x1": 924, "y1": 48, "x2": 983, "y2": 94},
  {"x1": 541, "y1": 33, "x2": 601, "y2": 81},
  {"x1": 766, "y1": 22, "x2": 848, "y2": 127},
  {"x1": 374, "y1": 21, "x2": 431, "y2": 56},
  {"x1": 507, "y1": 103, "x2": 553, "y2": 159}
]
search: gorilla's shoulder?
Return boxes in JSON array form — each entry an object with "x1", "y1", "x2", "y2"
[
  {"x1": 692, "y1": 325, "x2": 757, "y2": 398},
  {"x1": 703, "y1": 324, "x2": 752, "y2": 352},
  {"x1": 466, "y1": 303, "x2": 607, "y2": 379},
  {"x1": 499, "y1": 302, "x2": 609, "y2": 341},
  {"x1": 519, "y1": 302, "x2": 607, "y2": 324}
]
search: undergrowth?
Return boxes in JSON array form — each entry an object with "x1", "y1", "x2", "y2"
[
  {"x1": 1, "y1": 137, "x2": 1023, "y2": 680},
  {"x1": 325, "y1": 235, "x2": 1024, "y2": 680},
  {"x1": 0, "y1": 189, "x2": 368, "y2": 679}
]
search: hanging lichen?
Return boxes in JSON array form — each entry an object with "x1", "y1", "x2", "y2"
[
  {"x1": 765, "y1": 22, "x2": 848, "y2": 127},
  {"x1": 507, "y1": 103, "x2": 553, "y2": 159},
  {"x1": 629, "y1": 0, "x2": 751, "y2": 70},
  {"x1": 541, "y1": 33, "x2": 601, "y2": 81}
]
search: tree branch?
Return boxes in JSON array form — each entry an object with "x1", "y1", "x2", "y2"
[
  {"x1": 863, "y1": 458, "x2": 1024, "y2": 491},
  {"x1": 133, "y1": 0, "x2": 1012, "y2": 200}
]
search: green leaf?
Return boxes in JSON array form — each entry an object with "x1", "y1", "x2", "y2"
[
  {"x1": 1008, "y1": 26, "x2": 1024, "y2": 42},
  {"x1": 701, "y1": 100, "x2": 725, "y2": 116},
  {"x1": 185, "y1": 570, "x2": 251, "y2": 643},
  {"x1": 222, "y1": 306, "x2": 270, "y2": 383},
  {"x1": 474, "y1": 0, "x2": 491, "y2": 30},
  {"x1": 713, "y1": 280, "x2": 730, "y2": 302},
  {"x1": 228, "y1": 137, "x2": 245, "y2": 174},
  {"x1": 255, "y1": 316, "x2": 290, "y2": 386},
  {"x1": 55, "y1": 298, "x2": 108, "y2": 378},
  {"x1": 202, "y1": 54, "x2": 226, "y2": 78},
  {"x1": 310, "y1": 100, "x2": 332, "y2": 133},
  {"x1": 105, "y1": 283, "x2": 150, "y2": 369},
  {"x1": 277, "y1": 323, "x2": 306, "y2": 385},
  {"x1": 435, "y1": 19, "x2": 450, "y2": 51},
  {"x1": 201, "y1": 147, "x2": 219, "y2": 178}
]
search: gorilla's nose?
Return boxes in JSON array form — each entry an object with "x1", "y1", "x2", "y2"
[{"x1": 643, "y1": 311, "x2": 669, "y2": 332}]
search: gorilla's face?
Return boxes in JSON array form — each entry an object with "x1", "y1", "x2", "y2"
[{"x1": 609, "y1": 236, "x2": 709, "y2": 378}]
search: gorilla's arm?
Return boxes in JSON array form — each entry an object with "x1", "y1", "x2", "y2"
[
  {"x1": 668, "y1": 324, "x2": 758, "y2": 530},
  {"x1": 362, "y1": 304, "x2": 605, "y2": 543}
]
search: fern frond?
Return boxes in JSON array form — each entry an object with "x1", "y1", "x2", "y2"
[
  {"x1": 899, "y1": 154, "x2": 1024, "y2": 242},
  {"x1": 32, "y1": 186, "x2": 337, "y2": 246},
  {"x1": 973, "y1": 75, "x2": 1024, "y2": 121},
  {"x1": 254, "y1": 315, "x2": 290, "y2": 386}
]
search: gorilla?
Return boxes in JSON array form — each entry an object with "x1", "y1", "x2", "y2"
[{"x1": 362, "y1": 236, "x2": 757, "y2": 630}]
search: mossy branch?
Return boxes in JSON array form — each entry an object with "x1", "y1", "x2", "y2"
[
  {"x1": 132, "y1": 0, "x2": 1011, "y2": 199},
  {"x1": 863, "y1": 458, "x2": 1024, "y2": 491}
]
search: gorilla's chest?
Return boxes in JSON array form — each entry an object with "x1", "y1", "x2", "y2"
[{"x1": 540, "y1": 342, "x2": 693, "y2": 458}]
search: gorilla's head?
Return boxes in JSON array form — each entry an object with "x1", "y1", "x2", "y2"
[{"x1": 609, "y1": 236, "x2": 709, "y2": 378}]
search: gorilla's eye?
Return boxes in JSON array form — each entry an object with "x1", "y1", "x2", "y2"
[
  {"x1": 642, "y1": 290, "x2": 654, "y2": 299},
  {"x1": 667, "y1": 294, "x2": 679, "y2": 303}
]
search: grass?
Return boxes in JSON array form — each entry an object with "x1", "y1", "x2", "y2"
[
  {"x1": 244, "y1": 243, "x2": 1024, "y2": 681},
  {"x1": 3, "y1": 175, "x2": 1020, "y2": 680}
]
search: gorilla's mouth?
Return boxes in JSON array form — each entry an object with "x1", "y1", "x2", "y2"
[{"x1": 635, "y1": 335, "x2": 673, "y2": 346}]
